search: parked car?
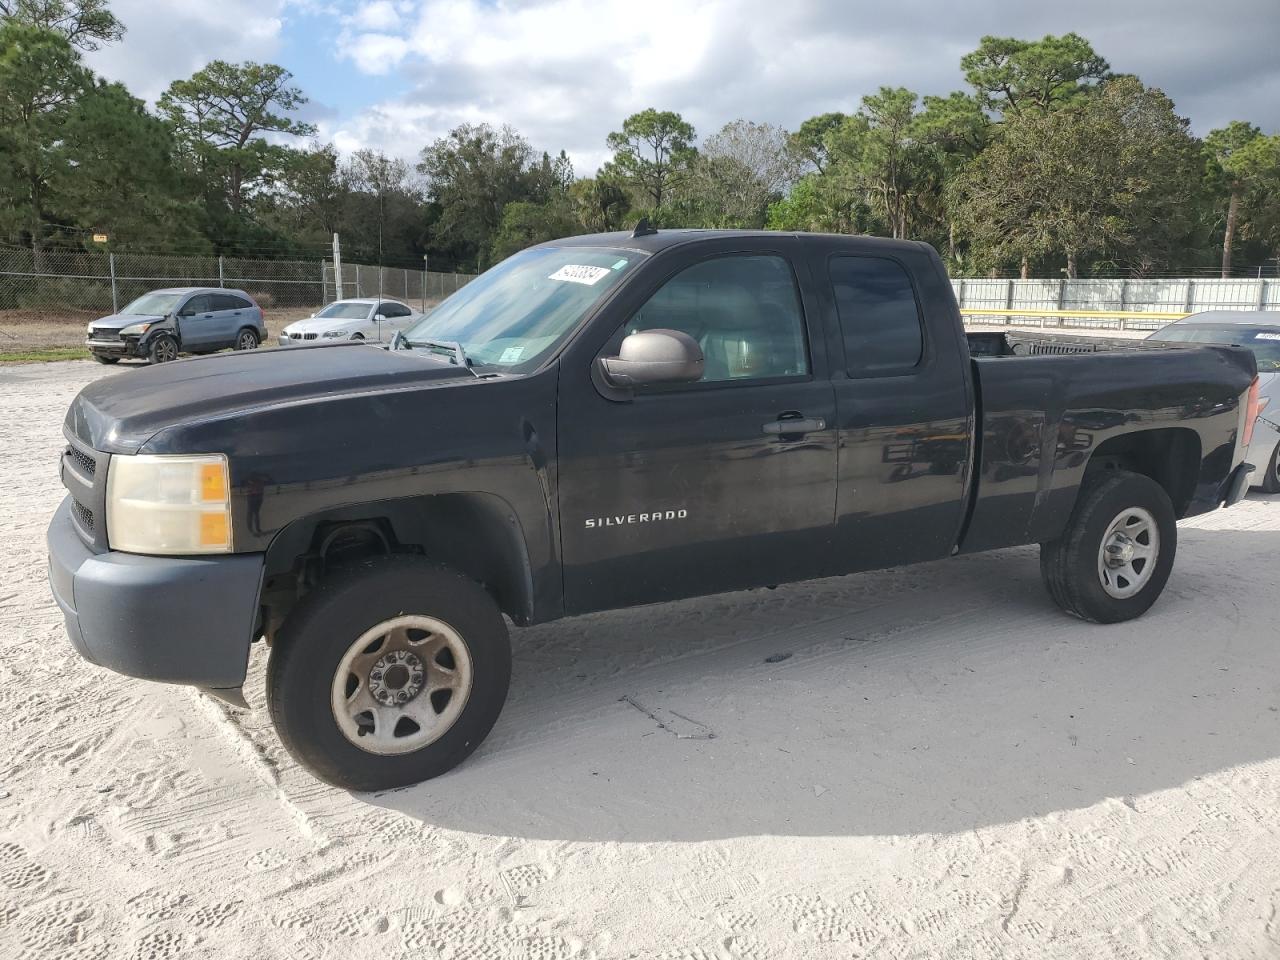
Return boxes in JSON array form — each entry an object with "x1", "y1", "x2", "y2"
[
  {"x1": 1148, "y1": 310, "x2": 1280, "y2": 492},
  {"x1": 278, "y1": 298, "x2": 420, "y2": 345},
  {"x1": 49, "y1": 229, "x2": 1261, "y2": 791},
  {"x1": 86, "y1": 288, "x2": 266, "y2": 364}
]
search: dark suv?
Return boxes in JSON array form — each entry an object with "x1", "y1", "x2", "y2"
[{"x1": 86, "y1": 287, "x2": 267, "y2": 364}]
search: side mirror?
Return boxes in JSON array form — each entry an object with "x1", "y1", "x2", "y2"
[
  {"x1": 599, "y1": 329, "x2": 704, "y2": 388},
  {"x1": 178, "y1": 308, "x2": 195, "y2": 318},
  {"x1": 374, "y1": 313, "x2": 386, "y2": 323}
]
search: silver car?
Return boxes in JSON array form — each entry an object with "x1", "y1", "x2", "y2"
[{"x1": 1148, "y1": 310, "x2": 1280, "y2": 492}]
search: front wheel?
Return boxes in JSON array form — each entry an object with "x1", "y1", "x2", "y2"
[
  {"x1": 1040, "y1": 470, "x2": 1177, "y2": 623},
  {"x1": 148, "y1": 334, "x2": 178, "y2": 364},
  {"x1": 267, "y1": 556, "x2": 511, "y2": 791}
]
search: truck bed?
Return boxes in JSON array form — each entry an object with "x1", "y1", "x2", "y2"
[{"x1": 965, "y1": 330, "x2": 1170, "y2": 357}]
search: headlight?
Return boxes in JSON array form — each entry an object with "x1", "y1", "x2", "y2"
[
  {"x1": 321, "y1": 329, "x2": 348, "y2": 338},
  {"x1": 106, "y1": 454, "x2": 232, "y2": 554},
  {"x1": 119, "y1": 321, "x2": 153, "y2": 336}
]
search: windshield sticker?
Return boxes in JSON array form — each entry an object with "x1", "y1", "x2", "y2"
[
  {"x1": 611, "y1": 258, "x2": 629, "y2": 270},
  {"x1": 548, "y1": 264, "x2": 611, "y2": 286},
  {"x1": 499, "y1": 346, "x2": 524, "y2": 363},
  {"x1": 1255, "y1": 333, "x2": 1280, "y2": 341}
]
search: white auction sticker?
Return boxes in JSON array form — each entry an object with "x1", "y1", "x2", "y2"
[
  {"x1": 1255, "y1": 332, "x2": 1280, "y2": 341},
  {"x1": 548, "y1": 264, "x2": 611, "y2": 285},
  {"x1": 499, "y1": 346, "x2": 524, "y2": 363}
]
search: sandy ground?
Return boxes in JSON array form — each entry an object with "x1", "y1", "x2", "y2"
[{"x1": 2, "y1": 360, "x2": 1279, "y2": 960}]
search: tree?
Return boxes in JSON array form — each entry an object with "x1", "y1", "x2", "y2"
[
  {"x1": 490, "y1": 199, "x2": 579, "y2": 261},
  {"x1": 569, "y1": 176, "x2": 630, "y2": 232},
  {"x1": 961, "y1": 33, "x2": 1109, "y2": 118},
  {"x1": 279, "y1": 142, "x2": 351, "y2": 240},
  {"x1": 417, "y1": 123, "x2": 540, "y2": 268},
  {"x1": 0, "y1": 21, "x2": 87, "y2": 255},
  {"x1": 913, "y1": 92, "x2": 990, "y2": 264},
  {"x1": 686, "y1": 119, "x2": 796, "y2": 228},
  {"x1": 605, "y1": 108, "x2": 696, "y2": 209},
  {"x1": 1204, "y1": 122, "x2": 1280, "y2": 276},
  {"x1": 788, "y1": 112, "x2": 846, "y2": 174},
  {"x1": 159, "y1": 61, "x2": 315, "y2": 219},
  {"x1": 55, "y1": 78, "x2": 203, "y2": 246},
  {"x1": 950, "y1": 77, "x2": 1202, "y2": 277},
  {"x1": 0, "y1": 0, "x2": 123, "y2": 51}
]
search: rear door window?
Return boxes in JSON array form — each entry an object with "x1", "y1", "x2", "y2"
[
  {"x1": 829, "y1": 256, "x2": 924, "y2": 376},
  {"x1": 212, "y1": 294, "x2": 252, "y2": 311}
]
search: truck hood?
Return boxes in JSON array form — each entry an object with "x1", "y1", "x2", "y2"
[
  {"x1": 66, "y1": 342, "x2": 475, "y2": 452},
  {"x1": 88, "y1": 313, "x2": 165, "y2": 333}
]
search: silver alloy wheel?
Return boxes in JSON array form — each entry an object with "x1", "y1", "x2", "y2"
[
  {"x1": 1096, "y1": 506, "x2": 1160, "y2": 599},
  {"x1": 237, "y1": 330, "x2": 258, "y2": 350},
  {"x1": 330, "y1": 614, "x2": 474, "y2": 755},
  {"x1": 152, "y1": 338, "x2": 177, "y2": 362}
]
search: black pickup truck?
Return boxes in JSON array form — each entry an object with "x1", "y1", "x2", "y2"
[{"x1": 48, "y1": 229, "x2": 1261, "y2": 791}]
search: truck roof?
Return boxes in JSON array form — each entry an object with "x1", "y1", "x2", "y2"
[
  {"x1": 543, "y1": 228, "x2": 928, "y2": 257},
  {"x1": 1176, "y1": 310, "x2": 1280, "y2": 326}
]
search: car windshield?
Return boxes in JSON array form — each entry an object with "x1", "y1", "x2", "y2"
[
  {"x1": 121, "y1": 292, "x2": 184, "y2": 316},
  {"x1": 402, "y1": 245, "x2": 643, "y2": 371},
  {"x1": 1151, "y1": 324, "x2": 1280, "y2": 371},
  {"x1": 315, "y1": 302, "x2": 372, "y2": 319}
]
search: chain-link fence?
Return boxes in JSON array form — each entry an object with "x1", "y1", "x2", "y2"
[{"x1": 0, "y1": 243, "x2": 476, "y2": 322}]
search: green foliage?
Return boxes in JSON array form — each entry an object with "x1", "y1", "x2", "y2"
[
  {"x1": 961, "y1": 32, "x2": 1109, "y2": 117},
  {"x1": 490, "y1": 199, "x2": 579, "y2": 262},
  {"x1": 158, "y1": 60, "x2": 315, "y2": 218},
  {"x1": 605, "y1": 108, "x2": 697, "y2": 208},
  {"x1": 0, "y1": 0, "x2": 122, "y2": 50},
  {"x1": 950, "y1": 77, "x2": 1202, "y2": 276}
]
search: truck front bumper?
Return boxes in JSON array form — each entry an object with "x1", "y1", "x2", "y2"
[
  {"x1": 86, "y1": 337, "x2": 143, "y2": 358},
  {"x1": 47, "y1": 497, "x2": 264, "y2": 692}
]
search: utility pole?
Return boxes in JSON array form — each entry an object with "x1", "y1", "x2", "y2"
[
  {"x1": 422, "y1": 255, "x2": 428, "y2": 312},
  {"x1": 332, "y1": 233, "x2": 343, "y2": 301}
]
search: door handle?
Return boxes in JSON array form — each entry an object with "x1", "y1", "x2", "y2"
[{"x1": 763, "y1": 416, "x2": 826, "y2": 436}]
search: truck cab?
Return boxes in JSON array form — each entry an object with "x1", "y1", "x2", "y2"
[{"x1": 48, "y1": 229, "x2": 1259, "y2": 791}]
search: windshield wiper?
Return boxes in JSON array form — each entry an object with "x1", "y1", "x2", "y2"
[{"x1": 393, "y1": 332, "x2": 478, "y2": 376}]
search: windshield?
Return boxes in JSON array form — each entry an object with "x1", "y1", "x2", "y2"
[
  {"x1": 121, "y1": 292, "x2": 184, "y2": 316},
  {"x1": 1151, "y1": 324, "x2": 1280, "y2": 371},
  {"x1": 402, "y1": 245, "x2": 643, "y2": 371},
  {"x1": 315, "y1": 302, "x2": 373, "y2": 319}
]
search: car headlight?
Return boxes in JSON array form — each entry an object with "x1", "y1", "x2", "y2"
[
  {"x1": 118, "y1": 321, "x2": 153, "y2": 336},
  {"x1": 106, "y1": 454, "x2": 232, "y2": 554},
  {"x1": 321, "y1": 329, "x2": 348, "y2": 338}
]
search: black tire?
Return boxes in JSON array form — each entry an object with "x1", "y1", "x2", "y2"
[
  {"x1": 267, "y1": 556, "x2": 511, "y2": 791},
  {"x1": 1260, "y1": 443, "x2": 1280, "y2": 494},
  {"x1": 350, "y1": 332, "x2": 364, "y2": 340},
  {"x1": 148, "y1": 334, "x2": 178, "y2": 364},
  {"x1": 1040, "y1": 470, "x2": 1177, "y2": 624},
  {"x1": 235, "y1": 328, "x2": 260, "y2": 351},
  {"x1": 91, "y1": 353, "x2": 119, "y2": 365}
]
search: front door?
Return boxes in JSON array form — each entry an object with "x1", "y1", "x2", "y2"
[
  {"x1": 557, "y1": 242, "x2": 838, "y2": 614},
  {"x1": 175, "y1": 293, "x2": 215, "y2": 349}
]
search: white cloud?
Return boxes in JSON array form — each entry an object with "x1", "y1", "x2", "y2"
[
  {"x1": 352, "y1": 0, "x2": 402, "y2": 30},
  {"x1": 86, "y1": 0, "x2": 287, "y2": 103}
]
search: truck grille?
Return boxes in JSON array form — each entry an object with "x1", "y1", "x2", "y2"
[
  {"x1": 61, "y1": 434, "x2": 110, "y2": 549},
  {"x1": 65, "y1": 444, "x2": 96, "y2": 478},
  {"x1": 72, "y1": 500, "x2": 95, "y2": 530}
]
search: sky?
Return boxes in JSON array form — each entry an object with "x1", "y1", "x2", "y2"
[{"x1": 87, "y1": 0, "x2": 1280, "y2": 175}]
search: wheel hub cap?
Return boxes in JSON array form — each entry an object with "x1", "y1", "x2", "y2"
[
  {"x1": 368, "y1": 650, "x2": 425, "y2": 705},
  {"x1": 1096, "y1": 506, "x2": 1159, "y2": 600}
]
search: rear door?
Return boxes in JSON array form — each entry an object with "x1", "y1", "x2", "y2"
[
  {"x1": 556, "y1": 238, "x2": 839, "y2": 613},
  {"x1": 212, "y1": 293, "x2": 253, "y2": 345},
  {"x1": 808, "y1": 240, "x2": 973, "y2": 571},
  {"x1": 175, "y1": 294, "x2": 216, "y2": 349}
]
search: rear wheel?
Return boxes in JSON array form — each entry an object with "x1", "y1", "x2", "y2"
[
  {"x1": 235, "y1": 328, "x2": 260, "y2": 351},
  {"x1": 1260, "y1": 443, "x2": 1280, "y2": 494},
  {"x1": 1040, "y1": 470, "x2": 1176, "y2": 623},
  {"x1": 267, "y1": 556, "x2": 511, "y2": 791},
  {"x1": 91, "y1": 353, "x2": 119, "y2": 365},
  {"x1": 147, "y1": 334, "x2": 178, "y2": 364}
]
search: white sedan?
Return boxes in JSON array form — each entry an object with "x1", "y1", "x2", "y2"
[{"x1": 278, "y1": 298, "x2": 422, "y2": 345}]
